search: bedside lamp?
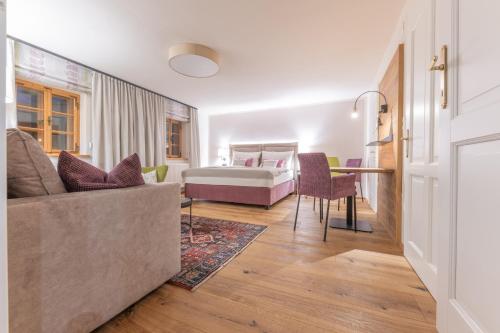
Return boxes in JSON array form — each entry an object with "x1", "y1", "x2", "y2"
[{"x1": 217, "y1": 147, "x2": 229, "y2": 166}]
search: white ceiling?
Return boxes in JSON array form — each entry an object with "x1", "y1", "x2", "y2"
[{"x1": 7, "y1": 0, "x2": 405, "y2": 114}]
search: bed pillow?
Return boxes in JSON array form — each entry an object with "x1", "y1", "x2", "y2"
[
  {"x1": 262, "y1": 151, "x2": 294, "y2": 169},
  {"x1": 232, "y1": 158, "x2": 253, "y2": 167},
  {"x1": 232, "y1": 151, "x2": 260, "y2": 167},
  {"x1": 260, "y1": 160, "x2": 283, "y2": 168}
]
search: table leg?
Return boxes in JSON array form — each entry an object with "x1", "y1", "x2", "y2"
[
  {"x1": 329, "y1": 196, "x2": 373, "y2": 233},
  {"x1": 189, "y1": 198, "x2": 192, "y2": 227}
]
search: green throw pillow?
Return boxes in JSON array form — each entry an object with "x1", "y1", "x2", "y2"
[{"x1": 142, "y1": 165, "x2": 168, "y2": 182}]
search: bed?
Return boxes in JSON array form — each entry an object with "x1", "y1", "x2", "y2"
[{"x1": 183, "y1": 143, "x2": 298, "y2": 209}]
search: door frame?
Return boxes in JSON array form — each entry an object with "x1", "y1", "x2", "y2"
[{"x1": 0, "y1": 1, "x2": 8, "y2": 333}]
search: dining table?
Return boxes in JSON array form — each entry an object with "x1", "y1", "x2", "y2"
[{"x1": 328, "y1": 166, "x2": 394, "y2": 233}]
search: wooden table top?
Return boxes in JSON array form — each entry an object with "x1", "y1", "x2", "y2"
[{"x1": 330, "y1": 167, "x2": 394, "y2": 174}]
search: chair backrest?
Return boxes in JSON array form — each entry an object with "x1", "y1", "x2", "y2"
[
  {"x1": 298, "y1": 153, "x2": 331, "y2": 198},
  {"x1": 345, "y1": 158, "x2": 362, "y2": 168},
  {"x1": 346, "y1": 158, "x2": 362, "y2": 181},
  {"x1": 327, "y1": 156, "x2": 340, "y2": 167},
  {"x1": 327, "y1": 156, "x2": 341, "y2": 177}
]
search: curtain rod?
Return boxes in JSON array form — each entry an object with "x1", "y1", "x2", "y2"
[{"x1": 7, "y1": 35, "x2": 197, "y2": 110}]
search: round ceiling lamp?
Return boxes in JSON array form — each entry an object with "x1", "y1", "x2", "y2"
[{"x1": 168, "y1": 43, "x2": 220, "y2": 78}]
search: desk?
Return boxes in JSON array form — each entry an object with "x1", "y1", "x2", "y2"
[{"x1": 329, "y1": 167, "x2": 394, "y2": 233}]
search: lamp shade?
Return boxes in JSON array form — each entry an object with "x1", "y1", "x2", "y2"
[{"x1": 168, "y1": 43, "x2": 220, "y2": 78}]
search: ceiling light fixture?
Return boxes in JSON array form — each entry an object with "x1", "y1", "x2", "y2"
[{"x1": 168, "y1": 43, "x2": 220, "y2": 78}]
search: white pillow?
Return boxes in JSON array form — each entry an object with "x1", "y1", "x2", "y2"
[
  {"x1": 261, "y1": 151, "x2": 294, "y2": 169},
  {"x1": 261, "y1": 159, "x2": 280, "y2": 168},
  {"x1": 142, "y1": 170, "x2": 158, "y2": 184},
  {"x1": 232, "y1": 151, "x2": 261, "y2": 167}
]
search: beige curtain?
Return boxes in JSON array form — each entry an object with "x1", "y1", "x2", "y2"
[
  {"x1": 91, "y1": 73, "x2": 166, "y2": 170},
  {"x1": 189, "y1": 107, "x2": 201, "y2": 168}
]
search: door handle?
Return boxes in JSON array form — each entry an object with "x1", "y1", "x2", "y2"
[
  {"x1": 429, "y1": 45, "x2": 448, "y2": 109},
  {"x1": 429, "y1": 56, "x2": 445, "y2": 71},
  {"x1": 401, "y1": 129, "x2": 410, "y2": 158}
]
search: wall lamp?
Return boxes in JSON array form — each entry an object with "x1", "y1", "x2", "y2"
[{"x1": 351, "y1": 90, "x2": 388, "y2": 119}]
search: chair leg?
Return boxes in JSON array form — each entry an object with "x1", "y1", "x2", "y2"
[
  {"x1": 320, "y1": 198, "x2": 323, "y2": 223},
  {"x1": 323, "y1": 200, "x2": 331, "y2": 241},
  {"x1": 313, "y1": 197, "x2": 316, "y2": 211},
  {"x1": 337, "y1": 199, "x2": 340, "y2": 211},
  {"x1": 353, "y1": 195, "x2": 357, "y2": 232},
  {"x1": 294, "y1": 195, "x2": 301, "y2": 231},
  {"x1": 360, "y1": 182, "x2": 364, "y2": 202}
]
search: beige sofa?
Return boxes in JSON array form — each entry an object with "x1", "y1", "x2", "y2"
[{"x1": 8, "y1": 183, "x2": 181, "y2": 333}]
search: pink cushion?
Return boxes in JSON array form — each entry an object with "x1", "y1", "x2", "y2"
[
  {"x1": 57, "y1": 151, "x2": 144, "y2": 192},
  {"x1": 244, "y1": 158, "x2": 253, "y2": 167},
  {"x1": 276, "y1": 159, "x2": 285, "y2": 168}
]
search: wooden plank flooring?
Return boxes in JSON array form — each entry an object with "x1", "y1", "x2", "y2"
[{"x1": 97, "y1": 195, "x2": 436, "y2": 333}]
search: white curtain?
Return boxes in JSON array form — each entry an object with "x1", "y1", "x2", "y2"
[
  {"x1": 167, "y1": 99, "x2": 190, "y2": 121},
  {"x1": 91, "y1": 73, "x2": 166, "y2": 170},
  {"x1": 14, "y1": 40, "x2": 92, "y2": 93},
  {"x1": 189, "y1": 107, "x2": 201, "y2": 168},
  {"x1": 5, "y1": 38, "x2": 16, "y2": 128}
]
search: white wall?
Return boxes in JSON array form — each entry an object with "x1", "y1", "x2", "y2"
[
  {"x1": 208, "y1": 99, "x2": 366, "y2": 189},
  {"x1": 0, "y1": 1, "x2": 8, "y2": 332},
  {"x1": 198, "y1": 110, "x2": 209, "y2": 167}
]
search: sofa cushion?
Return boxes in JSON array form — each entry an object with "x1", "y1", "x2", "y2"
[
  {"x1": 107, "y1": 154, "x2": 145, "y2": 187},
  {"x1": 141, "y1": 164, "x2": 168, "y2": 182},
  {"x1": 7, "y1": 128, "x2": 67, "y2": 198},
  {"x1": 58, "y1": 151, "x2": 145, "y2": 191}
]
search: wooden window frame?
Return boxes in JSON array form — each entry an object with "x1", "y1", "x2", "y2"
[
  {"x1": 16, "y1": 78, "x2": 80, "y2": 155},
  {"x1": 166, "y1": 118, "x2": 183, "y2": 159}
]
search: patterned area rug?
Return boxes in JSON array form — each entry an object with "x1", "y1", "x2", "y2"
[{"x1": 168, "y1": 215, "x2": 268, "y2": 291}]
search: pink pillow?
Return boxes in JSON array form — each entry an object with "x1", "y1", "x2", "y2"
[
  {"x1": 244, "y1": 158, "x2": 253, "y2": 167},
  {"x1": 57, "y1": 151, "x2": 144, "y2": 192},
  {"x1": 276, "y1": 159, "x2": 285, "y2": 168}
]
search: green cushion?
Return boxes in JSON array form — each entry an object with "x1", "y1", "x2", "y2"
[
  {"x1": 142, "y1": 165, "x2": 168, "y2": 182},
  {"x1": 327, "y1": 156, "x2": 342, "y2": 177}
]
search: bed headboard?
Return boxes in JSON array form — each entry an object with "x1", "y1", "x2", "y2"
[{"x1": 229, "y1": 142, "x2": 299, "y2": 179}]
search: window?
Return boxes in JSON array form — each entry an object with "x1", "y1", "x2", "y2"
[
  {"x1": 166, "y1": 118, "x2": 182, "y2": 158},
  {"x1": 16, "y1": 79, "x2": 80, "y2": 154}
]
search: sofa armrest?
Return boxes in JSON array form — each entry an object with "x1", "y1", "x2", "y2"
[{"x1": 8, "y1": 183, "x2": 181, "y2": 333}]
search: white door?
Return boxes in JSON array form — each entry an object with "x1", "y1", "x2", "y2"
[
  {"x1": 436, "y1": 0, "x2": 500, "y2": 332},
  {"x1": 402, "y1": 0, "x2": 440, "y2": 299}
]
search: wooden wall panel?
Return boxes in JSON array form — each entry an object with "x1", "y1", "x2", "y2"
[{"x1": 377, "y1": 44, "x2": 404, "y2": 246}]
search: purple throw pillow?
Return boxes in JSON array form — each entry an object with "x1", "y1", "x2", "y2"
[
  {"x1": 244, "y1": 158, "x2": 253, "y2": 167},
  {"x1": 57, "y1": 151, "x2": 144, "y2": 192}
]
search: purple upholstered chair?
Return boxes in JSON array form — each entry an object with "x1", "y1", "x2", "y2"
[
  {"x1": 346, "y1": 158, "x2": 363, "y2": 201},
  {"x1": 294, "y1": 153, "x2": 357, "y2": 241}
]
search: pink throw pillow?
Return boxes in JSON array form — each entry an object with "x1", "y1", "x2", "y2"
[
  {"x1": 57, "y1": 151, "x2": 144, "y2": 192},
  {"x1": 276, "y1": 159, "x2": 285, "y2": 168},
  {"x1": 244, "y1": 158, "x2": 253, "y2": 167}
]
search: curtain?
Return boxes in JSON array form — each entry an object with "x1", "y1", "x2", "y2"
[
  {"x1": 14, "y1": 40, "x2": 92, "y2": 93},
  {"x1": 5, "y1": 38, "x2": 16, "y2": 128},
  {"x1": 189, "y1": 107, "x2": 201, "y2": 168},
  {"x1": 91, "y1": 73, "x2": 166, "y2": 170},
  {"x1": 167, "y1": 99, "x2": 190, "y2": 122}
]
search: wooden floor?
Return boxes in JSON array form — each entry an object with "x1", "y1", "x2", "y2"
[{"x1": 97, "y1": 195, "x2": 436, "y2": 333}]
